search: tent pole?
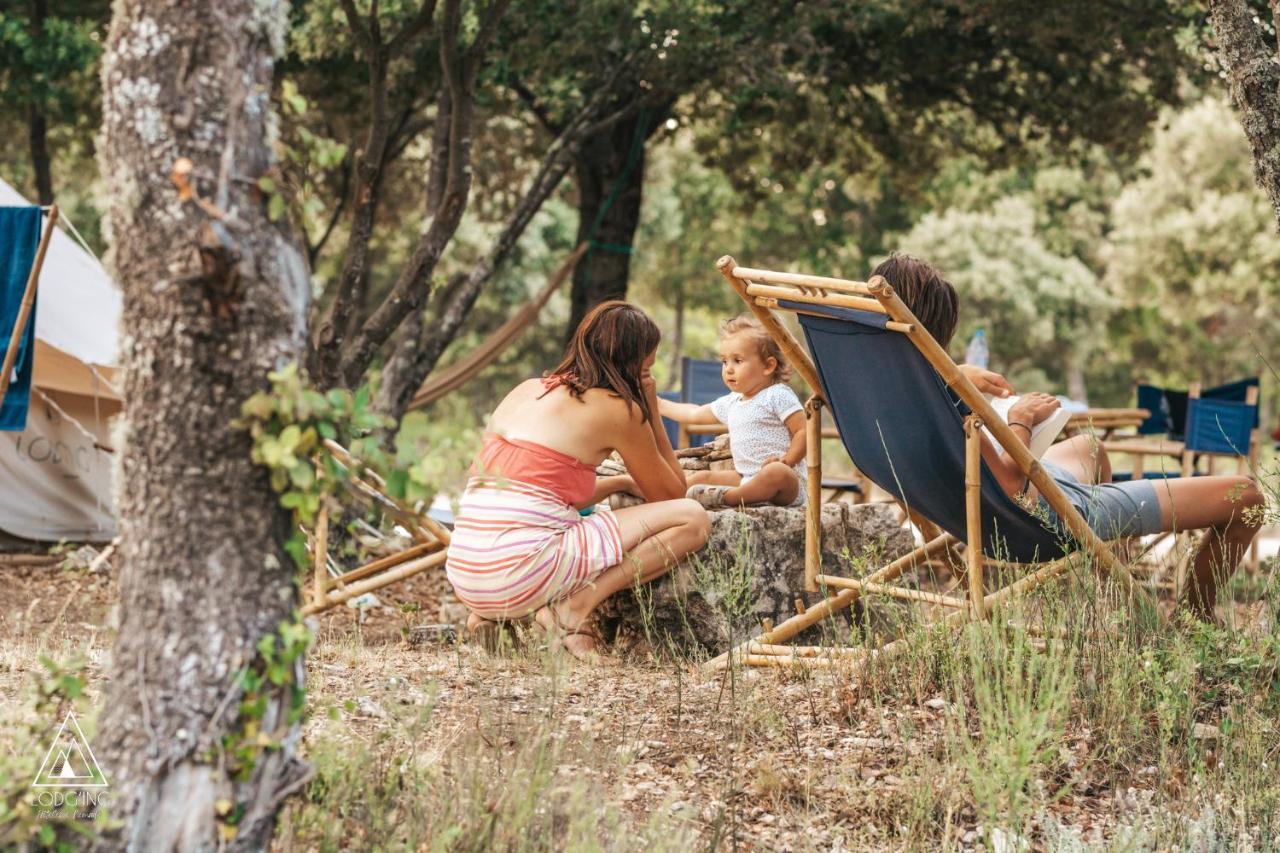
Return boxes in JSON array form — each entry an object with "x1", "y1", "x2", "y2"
[{"x1": 0, "y1": 204, "x2": 58, "y2": 403}]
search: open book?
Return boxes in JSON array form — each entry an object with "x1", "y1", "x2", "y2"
[{"x1": 982, "y1": 395, "x2": 1071, "y2": 459}]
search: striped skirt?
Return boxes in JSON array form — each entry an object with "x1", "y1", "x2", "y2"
[{"x1": 445, "y1": 476, "x2": 625, "y2": 619}]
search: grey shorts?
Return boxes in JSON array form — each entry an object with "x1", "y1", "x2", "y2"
[{"x1": 1037, "y1": 461, "x2": 1164, "y2": 540}]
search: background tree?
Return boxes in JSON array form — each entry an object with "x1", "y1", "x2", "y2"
[
  {"x1": 93, "y1": 0, "x2": 312, "y2": 847},
  {"x1": 0, "y1": 0, "x2": 106, "y2": 205}
]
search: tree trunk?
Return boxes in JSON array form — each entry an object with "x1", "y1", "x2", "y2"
[
  {"x1": 1066, "y1": 348, "x2": 1089, "y2": 405},
  {"x1": 1209, "y1": 0, "x2": 1280, "y2": 227},
  {"x1": 95, "y1": 1, "x2": 311, "y2": 849},
  {"x1": 566, "y1": 111, "x2": 652, "y2": 338},
  {"x1": 27, "y1": 0, "x2": 53, "y2": 205},
  {"x1": 665, "y1": 283, "x2": 684, "y2": 391}
]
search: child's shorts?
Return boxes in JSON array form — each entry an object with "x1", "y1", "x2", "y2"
[{"x1": 1037, "y1": 461, "x2": 1163, "y2": 540}]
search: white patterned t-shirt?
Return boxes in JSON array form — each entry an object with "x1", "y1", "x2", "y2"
[{"x1": 710, "y1": 383, "x2": 806, "y2": 482}]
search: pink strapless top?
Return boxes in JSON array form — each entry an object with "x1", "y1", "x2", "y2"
[{"x1": 473, "y1": 433, "x2": 596, "y2": 506}]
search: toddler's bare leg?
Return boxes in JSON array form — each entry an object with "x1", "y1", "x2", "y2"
[
  {"x1": 724, "y1": 462, "x2": 800, "y2": 506},
  {"x1": 686, "y1": 470, "x2": 742, "y2": 487}
]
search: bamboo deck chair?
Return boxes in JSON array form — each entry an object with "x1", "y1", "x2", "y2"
[
  {"x1": 706, "y1": 256, "x2": 1149, "y2": 671},
  {"x1": 302, "y1": 439, "x2": 452, "y2": 615}
]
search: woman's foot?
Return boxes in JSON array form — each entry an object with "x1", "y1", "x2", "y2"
[
  {"x1": 534, "y1": 603, "x2": 613, "y2": 665},
  {"x1": 465, "y1": 612, "x2": 523, "y2": 653}
]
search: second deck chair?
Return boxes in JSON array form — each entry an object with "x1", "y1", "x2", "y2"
[
  {"x1": 706, "y1": 257, "x2": 1148, "y2": 670},
  {"x1": 302, "y1": 439, "x2": 452, "y2": 616}
]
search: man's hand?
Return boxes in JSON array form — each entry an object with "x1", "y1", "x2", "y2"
[
  {"x1": 959, "y1": 364, "x2": 1015, "y2": 398},
  {"x1": 1008, "y1": 391, "x2": 1060, "y2": 427}
]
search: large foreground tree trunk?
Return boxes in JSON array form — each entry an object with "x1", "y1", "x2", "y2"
[
  {"x1": 95, "y1": 1, "x2": 311, "y2": 849},
  {"x1": 1210, "y1": 0, "x2": 1280, "y2": 227}
]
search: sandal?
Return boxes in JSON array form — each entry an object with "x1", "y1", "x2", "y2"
[
  {"x1": 687, "y1": 484, "x2": 731, "y2": 510},
  {"x1": 534, "y1": 605, "x2": 614, "y2": 665}
]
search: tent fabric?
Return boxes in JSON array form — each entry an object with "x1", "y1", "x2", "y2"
[
  {"x1": 0, "y1": 388, "x2": 116, "y2": 542},
  {"x1": 0, "y1": 180, "x2": 121, "y2": 368},
  {"x1": 793, "y1": 302, "x2": 1070, "y2": 564},
  {"x1": 0, "y1": 180, "x2": 121, "y2": 543},
  {"x1": 0, "y1": 206, "x2": 41, "y2": 431}
]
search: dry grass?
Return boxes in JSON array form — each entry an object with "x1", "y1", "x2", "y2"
[{"x1": 3, "y1": 531, "x2": 1280, "y2": 850}]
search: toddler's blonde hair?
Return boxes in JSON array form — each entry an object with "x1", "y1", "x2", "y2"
[{"x1": 719, "y1": 315, "x2": 792, "y2": 383}]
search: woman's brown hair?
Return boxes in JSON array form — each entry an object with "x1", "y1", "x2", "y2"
[
  {"x1": 720, "y1": 315, "x2": 792, "y2": 383},
  {"x1": 543, "y1": 300, "x2": 661, "y2": 420},
  {"x1": 871, "y1": 253, "x2": 959, "y2": 348}
]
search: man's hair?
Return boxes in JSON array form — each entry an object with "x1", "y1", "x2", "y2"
[
  {"x1": 871, "y1": 253, "x2": 959, "y2": 348},
  {"x1": 720, "y1": 314, "x2": 792, "y2": 383},
  {"x1": 544, "y1": 300, "x2": 661, "y2": 421}
]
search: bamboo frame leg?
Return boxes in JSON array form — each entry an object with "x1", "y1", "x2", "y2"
[
  {"x1": 0, "y1": 205, "x2": 57, "y2": 403},
  {"x1": 964, "y1": 416, "x2": 986, "y2": 620},
  {"x1": 704, "y1": 532, "x2": 957, "y2": 670},
  {"x1": 311, "y1": 504, "x2": 330, "y2": 611},
  {"x1": 804, "y1": 396, "x2": 823, "y2": 592}
]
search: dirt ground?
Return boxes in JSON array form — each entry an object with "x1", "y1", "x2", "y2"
[{"x1": 10, "y1": 551, "x2": 1255, "y2": 851}]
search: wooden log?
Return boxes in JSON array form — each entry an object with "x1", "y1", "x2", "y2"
[
  {"x1": 0, "y1": 205, "x2": 58, "y2": 403},
  {"x1": 324, "y1": 540, "x2": 438, "y2": 591},
  {"x1": 804, "y1": 396, "x2": 823, "y2": 592},
  {"x1": 866, "y1": 276, "x2": 1150, "y2": 611},
  {"x1": 964, "y1": 415, "x2": 986, "y2": 620},
  {"x1": 816, "y1": 575, "x2": 968, "y2": 608},
  {"x1": 704, "y1": 532, "x2": 957, "y2": 670},
  {"x1": 718, "y1": 256, "x2": 824, "y2": 398},
  {"x1": 748, "y1": 642, "x2": 865, "y2": 657},
  {"x1": 302, "y1": 549, "x2": 448, "y2": 615}
]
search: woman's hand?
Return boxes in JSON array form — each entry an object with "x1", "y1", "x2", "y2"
[
  {"x1": 1008, "y1": 391, "x2": 1060, "y2": 427},
  {"x1": 640, "y1": 366, "x2": 658, "y2": 403},
  {"x1": 959, "y1": 364, "x2": 1014, "y2": 398}
]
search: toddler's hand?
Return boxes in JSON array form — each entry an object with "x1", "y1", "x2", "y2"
[{"x1": 761, "y1": 456, "x2": 785, "y2": 467}]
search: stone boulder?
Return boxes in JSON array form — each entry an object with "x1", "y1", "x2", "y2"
[{"x1": 603, "y1": 502, "x2": 912, "y2": 655}]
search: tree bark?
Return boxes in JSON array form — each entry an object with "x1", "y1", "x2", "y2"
[
  {"x1": 27, "y1": 0, "x2": 53, "y2": 205},
  {"x1": 1209, "y1": 0, "x2": 1280, "y2": 227},
  {"x1": 565, "y1": 111, "x2": 653, "y2": 338},
  {"x1": 95, "y1": 1, "x2": 311, "y2": 849}
]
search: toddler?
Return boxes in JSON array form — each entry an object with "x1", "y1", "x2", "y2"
[{"x1": 662, "y1": 315, "x2": 806, "y2": 508}]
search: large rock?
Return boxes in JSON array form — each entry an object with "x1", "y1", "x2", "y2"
[{"x1": 603, "y1": 502, "x2": 912, "y2": 655}]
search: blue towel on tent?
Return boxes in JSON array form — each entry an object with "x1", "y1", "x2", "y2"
[{"x1": 0, "y1": 206, "x2": 42, "y2": 431}]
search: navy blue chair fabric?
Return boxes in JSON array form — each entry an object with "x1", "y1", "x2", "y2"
[
  {"x1": 1136, "y1": 377, "x2": 1259, "y2": 440},
  {"x1": 0, "y1": 206, "x2": 42, "y2": 432},
  {"x1": 1183, "y1": 396, "x2": 1256, "y2": 455},
  {"x1": 658, "y1": 390, "x2": 680, "y2": 449},
  {"x1": 681, "y1": 357, "x2": 728, "y2": 448},
  {"x1": 785, "y1": 300, "x2": 1070, "y2": 563},
  {"x1": 1136, "y1": 384, "x2": 1168, "y2": 435}
]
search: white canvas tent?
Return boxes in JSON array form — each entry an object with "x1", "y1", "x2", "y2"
[{"x1": 0, "y1": 179, "x2": 121, "y2": 543}]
